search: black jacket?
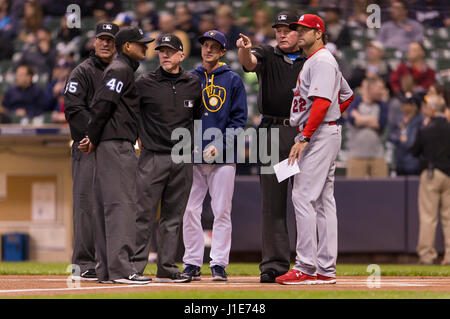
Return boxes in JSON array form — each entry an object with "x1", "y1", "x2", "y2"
[
  {"x1": 136, "y1": 66, "x2": 203, "y2": 153},
  {"x1": 243, "y1": 44, "x2": 305, "y2": 117},
  {"x1": 411, "y1": 116, "x2": 450, "y2": 176},
  {"x1": 88, "y1": 53, "x2": 141, "y2": 146},
  {"x1": 64, "y1": 52, "x2": 110, "y2": 142}
]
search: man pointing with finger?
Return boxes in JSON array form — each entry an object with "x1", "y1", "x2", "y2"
[
  {"x1": 237, "y1": 11, "x2": 305, "y2": 283},
  {"x1": 181, "y1": 30, "x2": 247, "y2": 281}
]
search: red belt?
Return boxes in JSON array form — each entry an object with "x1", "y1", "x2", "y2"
[{"x1": 327, "y1": 121, "x2": 337, "y2": 125}]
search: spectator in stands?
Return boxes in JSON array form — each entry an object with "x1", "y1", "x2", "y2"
[
  {"x1": 215, "y1": 4, "x2": 244, "y2": 51},
  {"x1": 17, "y1": 0, "x2": 43, "y2": 44},
  {"x1": 192, "y1": 13, "x2": 216, "y2": 57},
  {"x1": 411, "y1": 0, "x2": 449, "y2": 28},
  {"x1": 388, "y1": 94, "x2": 423, "y2": 175},
  {"x1": 411, "y1": 95, "x2": 450, "y2": 265},
  {"x1": 92, "y1": 0, "x2": 122, "y2": 22},
  {"x1": 175, "y1": 4, "x2": 201, "y2": 57},
  {"x1": 0, "y1": 0, "x2": 14, "y2": 60},
  {"x1": 322, "y1": 6, "x2": 351, "y2": 49},
  {"x1": 237, "y1": 0, "x2": 272, "y2": 28},
  {"x1": 389, "y1": 42, "x2": 436, "y2": 96},
  {"x1": 346, "y1": 77, "x2": 389, "y2": 178},
  {"x1": 135, "y1": 0, "x2": 158, "y2": 33},
  {"x1": 146, "y1": 13, "x2": 191, "y2": 59},
  {"x1": 376, "y1": 0, "x2": 424, "y2": 52},
  {"x1": 2, "y1": 64, "x2": 47, "y2": 121},
  {"x1": 0, "y1": 0, "x2": 15, "y2": 36},
  {"x1": 247, "y1": 8, "x2": 274, "y2": 46},
  {"x1": 55, "y1": 13, "x2": 81, "y2": 57},
  {"x1": 349, "y1": 40, "x2": 391, "y2": 90},
  {"x1": 45, "y1": 57, "x2": 71, "y2": 123},
  {"x1": 18, "y1": 27, "x2": 57, "y2": 78},
  {"x1": 421, "y1": 82, "x2": 446, "y2": 126}
]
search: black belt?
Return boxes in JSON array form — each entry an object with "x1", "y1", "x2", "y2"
[{"x1": 262, "y1": 115, "x2": 290, "y2": 127}]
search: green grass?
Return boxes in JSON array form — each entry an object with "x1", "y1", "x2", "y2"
[
  {"x1": 1, "y1": 262, "x2": 450, "y2": 277},
  {"x1": 2, "y1": 262, "x2": 450, "y2": 300},
  {"x1": 9, "y1": 290, "x2": 450, "y2": 299}
]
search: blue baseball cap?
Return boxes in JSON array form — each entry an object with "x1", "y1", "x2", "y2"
[{"x1": 198, "y1": 30, "x2": 227, "y2": 49}]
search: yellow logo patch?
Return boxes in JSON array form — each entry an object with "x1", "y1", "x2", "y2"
[{"x1": 202, "y1": 75, "x2": 226, "y2": 112}]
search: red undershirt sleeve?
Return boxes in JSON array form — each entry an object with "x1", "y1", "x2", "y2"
[
  {"x1": 339, "y1": 94, "x2": 354, "y2": 114},
  {"x1": 301, "y1": 97, "x2": 331, "y2": 139}
]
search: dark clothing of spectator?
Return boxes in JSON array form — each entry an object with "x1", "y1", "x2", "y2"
[
  {"x1": 18, "y1": 43, "x2": 58, "y2": 77},
  {"x1": 3, "y1": 83, "x2": 48, "y2": 117},
  {"x1": 349, "y1": 62, "x2": 392, "y2": 90},
  {"x1": 183, "y1": 24, "x2": 202, "y2": 57},
  {"x1": 411, "y1": 116, "x2": 450, "y2": 175},
  {"x1": 0, "y1": 31, "x2": 14, "y2": 60},
  {"x1": 222, "y1": 25, "x2": 244, "y2": 51},
  {"x1": 389, "y1": 113, "x2": 423, "y2": 175},
  {"x1": 326, "y1": 23, "x2": 352, "y2": 49},
  {"x1": 92, "y1": 0, "x2": 122, "y2": 20},
  {"x1": 412, "y1": 0, "x2": 448, "y2": 28}
]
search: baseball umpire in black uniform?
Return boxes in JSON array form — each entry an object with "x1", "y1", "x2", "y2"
[
  {"x1": 133, "y1": 34, "x2": 203, "y2": 282},
  {"x1": 79, "y1": 26, "x2": 154, "y2": 284},
  {"x1": 64, "y1": 22, "x2": 119, "y2": 281},
  {"x1": 237, "y1": 11, "x2": 306, "y2": 283}
]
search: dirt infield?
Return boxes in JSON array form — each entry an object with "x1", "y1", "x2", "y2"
[{"x1": 0, "y1": 275, "x2": 450, "y2": 297}]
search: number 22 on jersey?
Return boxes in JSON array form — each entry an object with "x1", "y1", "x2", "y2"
[{"x1": 292, "y1": 96, "x2": 306, "y2": 113}]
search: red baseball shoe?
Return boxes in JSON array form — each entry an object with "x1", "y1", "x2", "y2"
[
  {"x1": 316, "y1": 274, "x2": 336, "y2": 284},
  {"x1": 275, "y1": 269, "x2": 317, "y2": 285}
]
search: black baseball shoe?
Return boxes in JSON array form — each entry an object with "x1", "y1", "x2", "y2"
[
  {"x1": 71, "y1": 269, "x2": 98, "y2": 281},
  {"x1": 155, "y1": 272, "x2": 191, "y2": 283},
  {"x1": 182, "y1": 264, "x2": 201, "y2": 281},
  {"x1": 113, "y1": 273, "x2": 152, "y2": 285},
  {"x1": 260, "y1": 269, "x2": 277, "y2": 283},
  {"x1": 211, "y1": 265, "x2": 227, "y2": 281}
]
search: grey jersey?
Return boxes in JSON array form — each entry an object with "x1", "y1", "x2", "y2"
[{"x1": 290, "y1": 47, "x2": 352, "y2": 128}]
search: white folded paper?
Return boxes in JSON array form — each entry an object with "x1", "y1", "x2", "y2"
[{"x1": 273, "y1": 158, "x2": 300, "y2": 183}]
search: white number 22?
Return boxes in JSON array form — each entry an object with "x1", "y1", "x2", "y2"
[{"x1": 106, "y1": 78, "x2": 123, "y2": 93}]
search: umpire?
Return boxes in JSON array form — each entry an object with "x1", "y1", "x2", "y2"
[
  {"x1": 80, "y1": 26, "x2": 154, "y2": 284},
  {"x1": 237, "y1": 11, "x2": 305, "y2": 283},
  {"x1": 133, "y1": 34, "x2": 203, "y2": 283},
  {"x1": 64, "y1": 22, "x2": 119, "y2": 281}
]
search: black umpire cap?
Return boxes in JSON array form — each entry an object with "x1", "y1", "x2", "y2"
[
  {"x1": 95, "y1": 22, "x2": 119, "y2": 38},
  {"x1": 272, "y1": 11, "x2": 299, "y2": 28},
  {"x1": 115, "y1": 26, "x2": 155, "y2": 48},
  {"x1": 155, "y1": 34, "x2": 184, "y2": 51}
]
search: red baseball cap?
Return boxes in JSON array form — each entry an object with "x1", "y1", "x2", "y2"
[{"x1": 289, "y1": 14, "x2": 325, "y2": 33}]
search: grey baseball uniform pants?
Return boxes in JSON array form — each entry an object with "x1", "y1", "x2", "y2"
[
  {"x1": 92, "y1": 140, "x2": 139, "y2": 281},
  {"x1": 182, "y1": 163, "x2": 236, "y2": 269},
  {"x1": 258, "y1": 123, "x2": 298, "y2": 276},
  {"x1": 71, "y1": 142, "x2": 96, "y2": 273},
  {"x1": 134, "y1": 149, "x2": 193, "y2": 278},
  {"x1": 292, "y1": 124, "x2": 341, "y2": 277}
]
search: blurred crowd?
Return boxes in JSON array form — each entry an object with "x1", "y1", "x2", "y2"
[{"x1": 0, "y1": 0, "x2": 449, "y2": 176}]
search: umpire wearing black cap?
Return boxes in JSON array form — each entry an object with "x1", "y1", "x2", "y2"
[
  {"x1": 237, "y1": 11, "x2": 306, "y2": 283},
  {"x1": 79, "y1": 26, "x2": 154, "y2": 284},
  {"x1": 64, "y1": 22, "x2": 119, "y2": 282},
  {"x1": 133, "y1": 34, "x2": 203, "y2": 282}
]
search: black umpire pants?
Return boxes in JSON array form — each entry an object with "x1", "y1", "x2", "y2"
[
  {"x1": 134, "y1": 149, "x2": 193, "y2": 278},
  {"x1": 258, "y1": 120, "x2": 298, "y2": 276},
  {"x1": 92, "y1": 140, "x2": 139, "y2": 281},
  {"x1": 71, "y1": 142, "x2": 96, "y2": 273}
]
